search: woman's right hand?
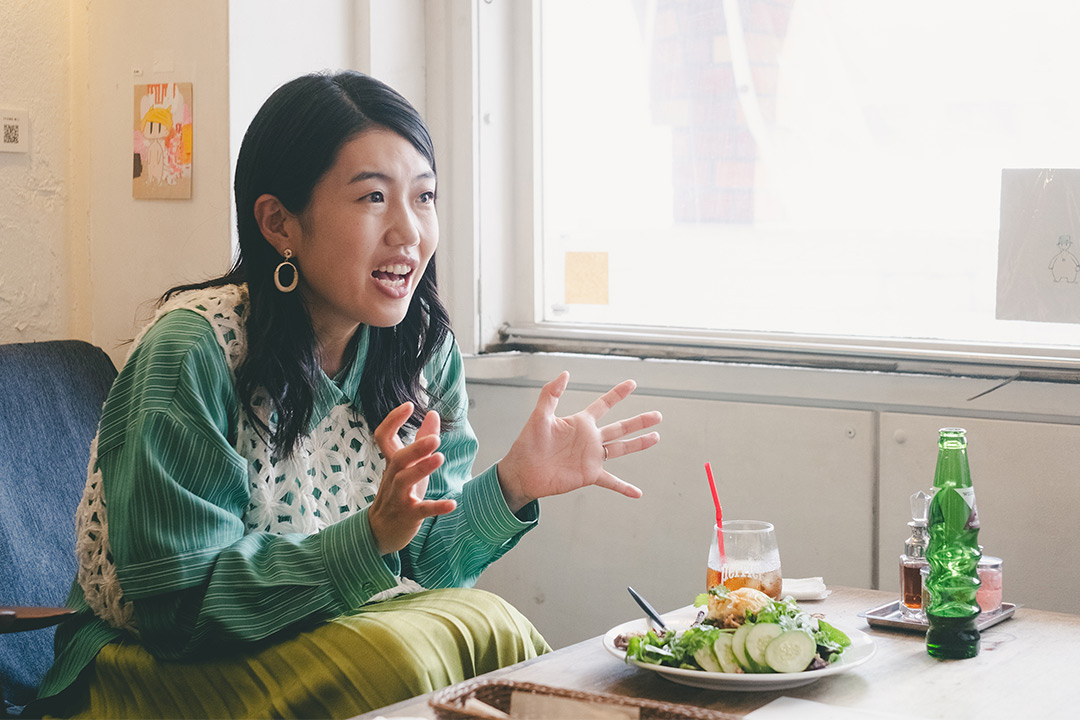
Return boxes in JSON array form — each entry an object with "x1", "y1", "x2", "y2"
[{"x1": 367, "y1": 403, "x2": 457, "y2": 556}]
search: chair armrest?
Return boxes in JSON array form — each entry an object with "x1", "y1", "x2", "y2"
[{"x1": 0, "y1": 606, "x2": 76, "y2": 634}]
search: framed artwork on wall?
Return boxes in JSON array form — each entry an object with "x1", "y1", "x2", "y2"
[{"x1": 133, "y1": 82, "x2": 193, "y2": 199}]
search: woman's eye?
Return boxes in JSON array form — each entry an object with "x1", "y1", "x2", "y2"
[
  {"x1": 419, "y1": 191, "x2": 435, "y2": 204},
  {"x1": 363, "y1": 191, "x2": 385, "y2": 203}
]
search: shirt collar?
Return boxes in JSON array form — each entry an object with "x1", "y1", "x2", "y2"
[{"x1": 309, "y1": 326, "x2": 369, "y2": 431}]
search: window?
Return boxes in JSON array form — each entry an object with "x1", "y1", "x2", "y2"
[{"x1": 477, "y1": 0, "x2": 1080, "y2": 371}]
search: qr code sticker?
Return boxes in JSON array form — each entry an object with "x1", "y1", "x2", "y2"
[{"x1": 2, "y1": 123, "x2": 18, "y2": 145}]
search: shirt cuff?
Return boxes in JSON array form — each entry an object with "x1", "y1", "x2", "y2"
[
  {"x1": 463, "y1": 464, "x2": 539, "y2": 546},
  {"x1": 318, "y1": 508, "x2": 399, "y2": 609}
]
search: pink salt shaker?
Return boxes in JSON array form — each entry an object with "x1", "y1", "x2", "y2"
[{"x1": 976, "y1": 556, "x2": 1003, "y2": 614}]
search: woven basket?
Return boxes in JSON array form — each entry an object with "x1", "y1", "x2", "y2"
[{"x1": 429, "y1": 678, "x2": 739, "y2": 720}]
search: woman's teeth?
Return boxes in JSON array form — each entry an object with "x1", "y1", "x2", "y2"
[{"x1": 373, "y1": 264, "x2": 410, "y2": 287}]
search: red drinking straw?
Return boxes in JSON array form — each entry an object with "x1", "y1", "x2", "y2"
[{"x1": 705, "y1": 462, "x2": 724, "y2": 559}]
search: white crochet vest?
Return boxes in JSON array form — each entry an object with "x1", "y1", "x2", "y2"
[{"x1": 75, "y1": 284, "x2": 423, "y2": 634}]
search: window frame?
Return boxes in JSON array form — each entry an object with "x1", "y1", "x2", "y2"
[{"x1": 431, "y1": 0, "x2": 1080, "y2": 379}]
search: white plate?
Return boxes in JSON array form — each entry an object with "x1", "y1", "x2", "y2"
[{"x1": 603, "y1": 606, "x2": 876, "y2": 692}]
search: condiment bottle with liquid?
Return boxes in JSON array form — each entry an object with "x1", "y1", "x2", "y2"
[
  {"x1": 899, "y1": 490, "x2": 930, "y2": 620},
  {"x1": 925, "y1": 427, "x2": 981, "y2": 659}
]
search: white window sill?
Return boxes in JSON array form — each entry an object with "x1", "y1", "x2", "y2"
[{"x1": 463, "y1": 350, "x2": 1080, "y2": 424}]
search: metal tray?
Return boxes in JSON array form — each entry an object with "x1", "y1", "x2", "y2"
[{"x1": 858, "y1": 600, "x2": 1017, "y2": 633}]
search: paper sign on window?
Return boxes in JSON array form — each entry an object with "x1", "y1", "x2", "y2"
[
  {"x1": 565, "y1": 251, "x2": 609, "y2": 305},
  {"x1": 996, "y1": 169, "x2": 1080, "y2": 324}
]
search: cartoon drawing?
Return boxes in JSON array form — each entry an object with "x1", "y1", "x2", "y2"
[
  {"x1": 133, "y1": 83, "x2": 193, "y2": 199},
  {"x1": 141, "y1": 104, "x2": 171, "y2": 184},
  {"x1": 1048, "y1": 234, "x2": 1080, "y2": 283}
]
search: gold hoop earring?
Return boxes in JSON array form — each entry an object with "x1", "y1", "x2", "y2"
[{"x1": 274, "y1": 249, "x2": 298, "y2": 293}]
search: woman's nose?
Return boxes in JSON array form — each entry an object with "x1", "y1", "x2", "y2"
[{"x1": 385, "y1": 200, "x2": 422, "y2": 247}]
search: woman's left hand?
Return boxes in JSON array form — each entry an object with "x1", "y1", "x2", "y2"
[
  {"x1": 496, "y1": 372, "x2": 662, "y2": 513},
  {"x1": 368, "y1": 404, "x2": 457, "y2": 555}
]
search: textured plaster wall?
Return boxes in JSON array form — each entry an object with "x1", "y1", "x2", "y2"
[
  {"x1": 0, "y1": 0, "x2": 73, "y2": 342},
  {"x1": 0, "y1": 1, "x2": 232, "y2": 366}
]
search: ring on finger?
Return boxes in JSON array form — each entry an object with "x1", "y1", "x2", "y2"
[{"x1": 602, "y1": 444, "x2": 609, "y2": 461}]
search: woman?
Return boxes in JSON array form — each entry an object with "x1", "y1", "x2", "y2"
[{"x1": 34, "y1": 71, "x2": 661, "y2": 718}]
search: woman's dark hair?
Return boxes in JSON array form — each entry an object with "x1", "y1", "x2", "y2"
[{"x1": 164, "y1": 71, "x2": 453, "y2": 455}]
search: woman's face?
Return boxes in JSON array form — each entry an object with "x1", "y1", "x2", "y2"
[{"x1": 292, "y1": 128, "x2": 438, "y2": 338}]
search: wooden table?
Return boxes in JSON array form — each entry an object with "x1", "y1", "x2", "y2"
[{"x1": 355, "y1": 587, "x2": 1080, "y2": 720}]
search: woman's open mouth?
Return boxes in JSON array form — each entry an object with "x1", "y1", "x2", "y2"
[{"x1": 372, "y1": 263, "x2": 413, "y2": 292}]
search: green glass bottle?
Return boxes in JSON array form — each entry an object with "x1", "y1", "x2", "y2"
[{"x1": 925, "y1": 428, "x2": 981, "y2": 659}]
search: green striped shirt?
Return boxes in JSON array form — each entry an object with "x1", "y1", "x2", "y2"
[{"x1": 38, "y1": 308, "x2": 537, "y2": 701}]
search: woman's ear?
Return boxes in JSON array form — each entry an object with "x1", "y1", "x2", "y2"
[{"x1": 253, "y1": 194, "x2": 300, "y2": 256}]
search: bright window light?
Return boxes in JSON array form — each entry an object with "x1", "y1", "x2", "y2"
[{"x1": 538, "y1": 0, "x2": 1080, "y2": 351}]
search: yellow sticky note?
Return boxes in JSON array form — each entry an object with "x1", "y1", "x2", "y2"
[{"x1": 565, "y1": 251, "x2": 609, "y2": 305}]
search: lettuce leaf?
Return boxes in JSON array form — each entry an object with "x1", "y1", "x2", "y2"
[
  {"x1": 624, "y1": 625, "x2": 721, "y2": 669},
  {"x1": 814, "y1": 618, "x2": 851, "y2": 660}
]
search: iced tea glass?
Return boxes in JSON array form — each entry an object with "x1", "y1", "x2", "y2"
[{"x1": 706, "y1": 520, "x2": 783, "y2": 599}]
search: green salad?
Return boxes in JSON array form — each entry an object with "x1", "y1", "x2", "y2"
[{"x1": 623, "y1": 586, "x2": 851, "y2": 674}]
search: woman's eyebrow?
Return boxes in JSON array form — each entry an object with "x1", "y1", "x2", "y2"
[
  {"x1": 347, "y1": 170, "x2": 436, "y2": 184},
  {"x1": 347, "y1": 171, "x2": 389, "y2": 185}
]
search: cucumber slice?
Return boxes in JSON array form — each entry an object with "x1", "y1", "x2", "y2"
[
  {"x1": 693, "y1": 644, "x2": 722, "y2": 673},
  {"x1": 765, "y1": 630, "x2": 817, "y2": 673},
  {"x1": 713, "y1": 633, "x2": 742, "y2": 673},
  {"x1": 745, "y1": 623, "x2": 783, "y2": 673},
  {"x1": 731, "y1": 623, "x2": 757, "y2": 672}
]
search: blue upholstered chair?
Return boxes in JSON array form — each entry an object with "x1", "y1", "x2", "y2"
[{"x1": 0, "y1": 341, "x2": 117, "y2": 717}]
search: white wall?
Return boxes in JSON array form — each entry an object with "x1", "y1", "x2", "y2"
[
  {"x1": 0, "y1": 1, "x2": 75, "y2": 342},
  {"x1": 228, "y1": 0, "x2": 354, "y2": 256},
  {"x1": 80, "y1": 1, "x2": 233, "y2": 367}
]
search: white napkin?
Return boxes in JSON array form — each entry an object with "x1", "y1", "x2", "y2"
[
  {"x1": 746, "y1": 697, "x2": 923, "y2": 720},
  {"x1": 781, "y1": 577, "x2": 830, "y2": 600}
]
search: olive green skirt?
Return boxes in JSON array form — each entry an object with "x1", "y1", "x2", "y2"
[{"x1": 54, "y1": 588, "x2": 548, "y2": 719}]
